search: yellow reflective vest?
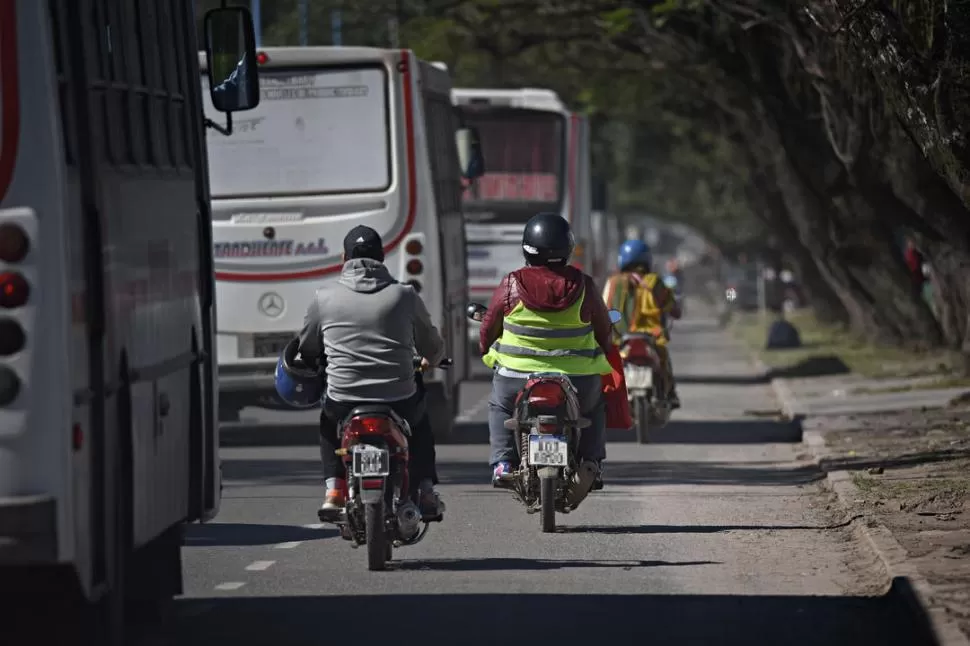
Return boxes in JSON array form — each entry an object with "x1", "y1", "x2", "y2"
[{"x1": 483, "y1": 287, "x2": 612, "y2": 375}]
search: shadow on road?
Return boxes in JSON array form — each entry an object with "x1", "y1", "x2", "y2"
[
  {"x1": 435, "y1": 458, "x2": 823, "y2": 487},
  {"x1": 394, "y1": 557, "x2": 717, "y2": 571},
  {"x1": 625, "y1": 418, "x2": 802, "y2": 444},
  {"x1": 219, "y1": 450, "x2": 820, "y2": 489},
  {"x1": 150, "y1": 580, "x2": 935, "y2": 646},
  {"x1": 559, "y1": 516, "x2": 857, "y2": 535},
  {"x1": 182, "y1": 523, "x2": 336, "y2": 547}
]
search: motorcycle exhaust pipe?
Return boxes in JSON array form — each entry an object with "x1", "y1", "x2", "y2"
[{"x1": 396, "y1": 501, "x2": 422, "y2": 541}]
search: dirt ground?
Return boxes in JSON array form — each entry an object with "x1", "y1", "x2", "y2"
[{"x1": 812, "y1": 404, "x2": 970, "y2": 639}]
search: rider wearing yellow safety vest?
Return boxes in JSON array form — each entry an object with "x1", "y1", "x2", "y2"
[{"x1": 477, "y1": 213, "x2": 615, "y2": 491}]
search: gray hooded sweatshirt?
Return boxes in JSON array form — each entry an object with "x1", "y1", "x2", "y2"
[{"x1": 297, "y1": 258, "x2": 445, "y2": 403}]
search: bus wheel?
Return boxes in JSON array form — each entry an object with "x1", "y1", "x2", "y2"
[{"x1": 424, "y1": 382, "x2": 454, "y2": 443}]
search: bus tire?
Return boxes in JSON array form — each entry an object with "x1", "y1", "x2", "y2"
[{"x1": 424, "y1": 381, "x2": 454, "y2": 443}]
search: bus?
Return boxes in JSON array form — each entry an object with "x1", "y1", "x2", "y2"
[
  {"x1": 452, "y1": 88, "x2": 593, "y2": 340},
  {"x1": 2, "y1": 1, "x2": 258, "y2": 643},
  {"x1": 201, "y1": 47, "x2": 480, "y2": 440},
  {"x1": 591, "y1": 210, "x2": 622, "y2": 280}
]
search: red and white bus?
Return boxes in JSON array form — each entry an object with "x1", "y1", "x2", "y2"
[{"x1": 452, "y1": 88, "x2": 594, "y2": 340}]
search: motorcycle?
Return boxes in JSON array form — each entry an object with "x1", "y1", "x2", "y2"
[
  {"x1": 466, "y1": 303, "x2": 623, "y2": 533},
  {"x1": 620, "y1": 333, "x2": 672, "y2": 444},
  {"x1": 327, "y1": 357, "x2": 451, "y2": 571}
]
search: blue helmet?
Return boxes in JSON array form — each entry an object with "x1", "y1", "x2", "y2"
[
  {"x1": 274, "y1": 337, "x2": 324, "y2": 408},
  {"x1": 617, "y1": 239, "x2": 651, "y2": 272}
]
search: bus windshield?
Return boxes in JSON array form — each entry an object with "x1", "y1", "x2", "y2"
[
  {"x1": 203, "y1": 65, "x2": 391, "y2": 198},
  {"x1": 458, "y1": 107, "x2": 565, "y2": 223}
]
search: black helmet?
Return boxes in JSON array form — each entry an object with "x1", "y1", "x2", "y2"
[{"x1": 522, "y1": 213, "x2": 574, "y2": 266}]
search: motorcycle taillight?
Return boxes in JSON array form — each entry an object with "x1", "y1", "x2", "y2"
[
  {"x1": 345, "y1": 416, "x2": 392, "y2": 437},
  {"x1": 622, "y1": 338, "x2": 652, "y2": 361},
  {"x1": 528, "y1": 381, "x2": 566, "y2": 407}
]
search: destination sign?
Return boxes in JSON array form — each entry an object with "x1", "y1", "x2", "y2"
[{"x1": 463, "y1": 172, "x2": 558, "y2": 202}]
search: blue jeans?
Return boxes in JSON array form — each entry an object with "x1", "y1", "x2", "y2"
[{"x1": 488, "y1": 372, "x2": 606, "y2": 468}]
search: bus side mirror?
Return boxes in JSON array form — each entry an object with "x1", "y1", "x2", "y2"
[
  {"x1": 456, "y1": 127, "x2": 485, "y2": 180},
  {"x1": 203, "y1": 6, "x2": 260, "y2": 136}
]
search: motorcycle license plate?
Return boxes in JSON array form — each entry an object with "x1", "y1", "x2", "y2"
[
  {"x1": 351, "y1": 445, "x2": 390, "y2": 477},
  {"x1": 624, "y1": 364, "x2": 653, "y2": 390},
  {"x1": 528, "y1": 434, "x2": 568, "y2": 467}
]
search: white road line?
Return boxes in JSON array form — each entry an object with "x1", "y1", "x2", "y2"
[
  {"x1": 275, "y1": 541, "x2": 303, "y2": 549},
  {"x1": 303, "y1": 523, "x2": 326, "y2": 530},
  {"x1": 245, "y1": 560, "x2": 276, "y2": 571},
  {"x1": 455, "y1": 395, "x2": 490, "y2": 423},
  {"x1": 214, "y1": 582, "x2": 246, "y2": 591}
]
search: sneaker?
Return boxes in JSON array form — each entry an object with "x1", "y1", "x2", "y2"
[
  {"x1": 317, "y1": 479, "x2": 347, "y2": 522},
  {"x1": 492, "y1": 461, "x2": 514, "y2": 489},
  {"x1": 419, "y1": 490, "x2": 444, "y2": 520}
]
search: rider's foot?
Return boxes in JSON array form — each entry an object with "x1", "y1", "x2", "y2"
[
  {"x1": 669, "y1": 391, "x2": 681, "y2": 410},
  {"x1": 419, "y1": 490, "x2": 444, "y2": 520},
  {"x1": 317, "y1": 479, "x2": 347, "y2": 522},
  {"x1": 492, "y1": 461, "x2": 515, "y2": 489}
]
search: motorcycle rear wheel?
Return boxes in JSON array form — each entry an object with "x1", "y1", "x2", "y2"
[
  {"x1": 540, "y1": 475, "x2": 556, "y2": 533},
  {"x1": 365, "y1": 501, "x2": 387, "y2": 571},
  {"x1": 634, "y1": 396, "x2": 651, "y2": 444}
]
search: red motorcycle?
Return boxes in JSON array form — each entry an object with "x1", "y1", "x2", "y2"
[
  {"x1": 330, "y1": 357, "x2": 450, "y2": 571},
  {"x1": 619, "y1": 333, "x2": 671, "y2": 444},
  {"x1": 467, "y1": 304, "x2": 623, "y2": 533}
]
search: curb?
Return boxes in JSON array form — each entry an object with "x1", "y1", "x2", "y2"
[{"x1": 765, "y1": 370, "x2": 969, "y2": 646}]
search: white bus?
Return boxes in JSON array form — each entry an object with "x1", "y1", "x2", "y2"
[
  {"x1": 201, "y1": 47, "x2": 480, "y2": 439},
  {"x1": 452, "y1": 88, "x2": 593, "y2": 340},
  {"x1": 2, "y1": 1, "x2": 258, "y2": 642}
]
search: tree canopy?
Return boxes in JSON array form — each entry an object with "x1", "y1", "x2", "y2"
[{"x1": 196, "y1": 0, "x2": 970, "y2": 363}]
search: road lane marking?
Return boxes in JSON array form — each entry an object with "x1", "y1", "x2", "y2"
[
  {"x1": 303, "y1": 523, "x2": 326, "y2": 530},
  {"x1": 245, "y1": 560, "x2": 276, "y2": 571},
  {"x1": 214, "y1": 582, "x2": 246, "y2": 591},
  {"x1": 455, "y1": 395, "x2": 490, "y2": 423},
  {"x1": 275, "y1": 541, "x2": 303, "y2": 549}
]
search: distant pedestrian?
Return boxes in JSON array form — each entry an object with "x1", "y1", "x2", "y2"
[{"x1": 903, "y1": 236, "x2": 926, "y2": 297}]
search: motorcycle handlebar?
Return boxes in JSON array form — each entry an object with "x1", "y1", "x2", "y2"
[{"x1": 412, "y1": 356, "x2": 453, "y2": 370}]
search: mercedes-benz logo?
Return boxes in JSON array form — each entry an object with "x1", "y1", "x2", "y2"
[{"x1": 257, "y1": 292, "x2": 284, "y2": 318}]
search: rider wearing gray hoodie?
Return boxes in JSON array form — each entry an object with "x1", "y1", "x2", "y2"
[{"x1": 297, "y1": 225, "x2": 445, "y2": 522}]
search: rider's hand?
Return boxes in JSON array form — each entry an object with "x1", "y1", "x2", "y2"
[{"x1": 419, "y1": 357, "x2": 431, "y2": 372}]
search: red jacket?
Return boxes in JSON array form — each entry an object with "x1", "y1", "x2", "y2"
[{"x1": 479, "y1": 265, "x2": 614, "y2": 357}]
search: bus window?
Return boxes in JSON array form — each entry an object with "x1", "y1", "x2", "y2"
[{"x1": 204, "y1": 66, "x2": 390, "y2": 197}]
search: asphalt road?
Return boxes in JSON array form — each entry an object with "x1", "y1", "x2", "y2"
[{"x1": 147, "y1": 302, "x2": 932, "y2": 646}]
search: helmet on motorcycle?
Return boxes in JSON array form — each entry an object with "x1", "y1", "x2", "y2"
[
  {"x1": 522, "y1": 212, "x2": 574, "y2": 266},
  {"x1": 274, "y1": 337, "x2": 324, "y2": 408},
  {"x1": 617, "y1": 239, "x2": 651, "y2": 272}
]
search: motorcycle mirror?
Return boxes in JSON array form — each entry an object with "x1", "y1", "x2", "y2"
[
  {"x1": 466, "y1": 302, "x2": 487, "y2": 322},
  {"x1": 608, "y1": 309, "x2": 623, "y2": 324}
]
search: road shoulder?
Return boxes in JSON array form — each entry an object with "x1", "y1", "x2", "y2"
[{"x1": 772, "y1": 375, "x2": 970, "y2": 645}]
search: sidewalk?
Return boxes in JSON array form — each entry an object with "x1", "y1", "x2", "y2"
[{"x1": 765, "y1": 362, "x2": 970, "y2": 645}]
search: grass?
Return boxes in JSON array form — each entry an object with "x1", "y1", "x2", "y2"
[
  {"x1": 731, "y1": 308, "x2": 960, "y2": 379},
  {"x1": 851, "y1": 470, "x2": 970, "y2": 500}
]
